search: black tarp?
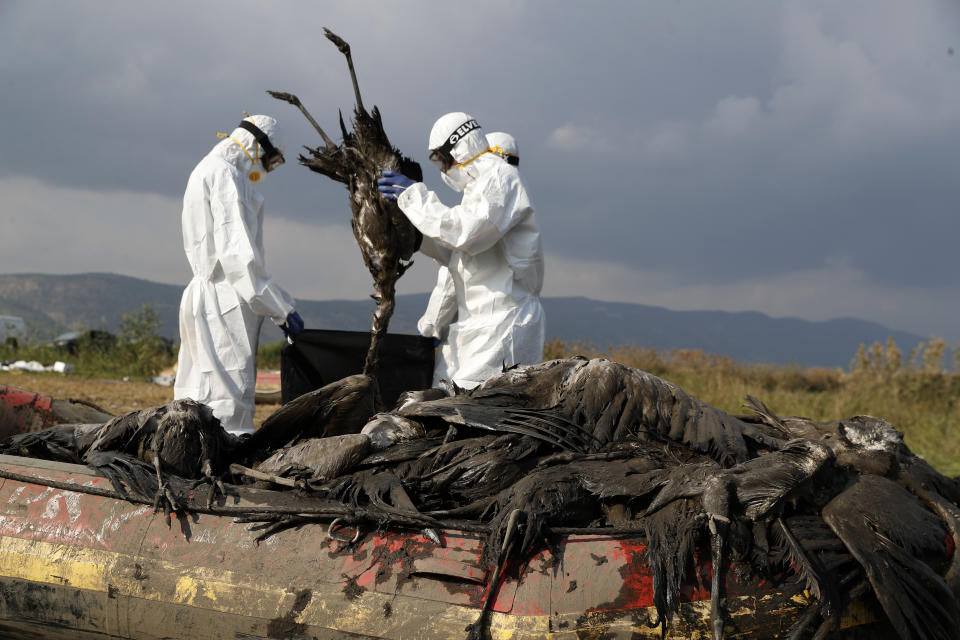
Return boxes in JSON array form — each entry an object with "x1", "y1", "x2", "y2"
[{"x1": 281, "y1": 329, "x2": 435, "y2": 408}]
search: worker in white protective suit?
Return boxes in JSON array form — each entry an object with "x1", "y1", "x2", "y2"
[
  {"x1": 377, "y1": 113, "x2": 544, "y2": 388},
  {"x1": 174, "y1": 114, "x2": 304, "y2": 435},
  {"x1": 417, "y1": 131, "x2": 522, "y2": 344}
]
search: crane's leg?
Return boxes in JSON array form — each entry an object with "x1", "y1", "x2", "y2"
[
  {"x1": 267, "y1": 90, "x2": 337, "y2": 148},
  {"x1": 150, "y1": 451, "x2": 183, "y2": 522},
  {"x1": 323, "y1": 29, "x2": 365, "y2": 113}
]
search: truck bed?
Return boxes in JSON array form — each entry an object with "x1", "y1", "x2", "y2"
[{"x1": 0, "y1": 453, "x2": 886, "y2": 639}]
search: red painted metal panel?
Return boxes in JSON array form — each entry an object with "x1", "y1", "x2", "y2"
[
  {"x1": 0, "y1": 457, "x2": 151, "y2": 554},
  {"x1": 0, "y1": 455, "x2": 872, "y2": 638},
  {"x1": 0, "y1": 385, "x2": 56, "y2": 440}
]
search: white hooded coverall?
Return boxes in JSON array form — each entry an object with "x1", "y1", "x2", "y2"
[
  {"x1": 399, "y1": 116, "x2": 545, "y2": 388},
  {"x1": 174, "y1": 115, "x2": 295, "y2": 434}
]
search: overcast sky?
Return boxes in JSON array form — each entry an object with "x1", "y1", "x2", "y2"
[{"x1": 1, "y1": 1, "x2": 958, "y2": 342}]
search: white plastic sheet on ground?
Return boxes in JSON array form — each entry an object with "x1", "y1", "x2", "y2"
[{"x1": 0, "y1": 360, "x2": 74, "y2": 374}]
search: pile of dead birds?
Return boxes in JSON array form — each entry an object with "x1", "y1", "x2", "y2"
[{"x1": 3, "y1": 357, "x2": 959, "y2": 640}]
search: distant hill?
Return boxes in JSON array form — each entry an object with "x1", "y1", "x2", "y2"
[
  {"x1": 0, "y1": 272, "x2": 926, "y2": 368},
  {"x1": 0, "y1": 273, "x2": 183, "y2": 340}
]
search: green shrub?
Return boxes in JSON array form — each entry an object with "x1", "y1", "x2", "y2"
[
  {"x1": 113, "y1": 305, "x2": 175, "y2": 378},
  {"x1": 257, "y1": 340, "x2": 285, "y2": 370}
]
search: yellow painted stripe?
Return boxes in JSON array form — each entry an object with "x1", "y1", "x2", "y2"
[
  {"x1": 0, "y1": 536, "x2": 116, "y2": 591},
  {"x1": 0, "y1": 534, "x2": 876, "y2": 638},
  {"x1": 0, "y1": 536, "x2": 288, "y2": 619}
]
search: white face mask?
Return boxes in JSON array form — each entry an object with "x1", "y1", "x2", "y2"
[{"x1": 441, "y1": 166, "x2": 472, "y2": 192}]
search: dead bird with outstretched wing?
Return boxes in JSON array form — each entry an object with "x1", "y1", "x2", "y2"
[
  {"x1": 401, "y1": 357, "x2": 786, "y2": 463},
  {"x1": 269, "y1": 29, "x2": 422, "y2": 405}
]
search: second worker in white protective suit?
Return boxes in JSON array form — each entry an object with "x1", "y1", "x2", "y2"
[
  {"x1": 377, "y1": 113, "x2": 545, "y2": 388},
  {"x1": 174, "y1": 114, "x2": 304, "y2": 435}
]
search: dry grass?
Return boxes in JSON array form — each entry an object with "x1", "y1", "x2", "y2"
[{"x1": 0, "y1": 371, "x2": 280, "y2": 427}]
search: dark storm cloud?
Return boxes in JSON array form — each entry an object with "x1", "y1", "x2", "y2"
[{"x1": 1, "y1": 0, "x2": 958, "y2": 341}]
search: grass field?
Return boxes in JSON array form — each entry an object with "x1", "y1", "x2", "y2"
[{"x1": 3, "y1": 336, "x2": 958, "y2": 476}]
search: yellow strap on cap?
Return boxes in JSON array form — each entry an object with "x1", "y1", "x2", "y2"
[
  {"x1": 489, "y1": 144, "x2": 518, "y2": 160},
  {"x1": 455, "y1": 147, "x2": 494, "y2": 171}
]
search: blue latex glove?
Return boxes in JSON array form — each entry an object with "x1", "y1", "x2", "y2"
[
  {"x1": 281, "y1": 311, "x2": 304, "y2": 338},
  {"x1": 377, "y1": 170, "x2": 416, "y2": 200}
]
